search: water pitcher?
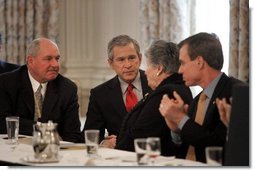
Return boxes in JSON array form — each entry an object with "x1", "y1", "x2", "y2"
[{"x1": 32, "y1": 121, "x2": 60, "y2": 161}]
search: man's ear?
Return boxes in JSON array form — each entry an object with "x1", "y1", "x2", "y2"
[
  {"x1": 26, "y1": 56, "x2": 33, "y2": 65},
  {"x1": 196, "y1": 56, "x2": 205, "y2": 68},
  {"x1": 138, "y1": 53, "x2": 142, "y2": 61},
  {"x1": 107, "y1": 58, "x2": 113, "y2": 68}
]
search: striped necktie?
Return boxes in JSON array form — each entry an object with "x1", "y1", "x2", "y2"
[{"x1": 34, "y1": 84, "x2": 43, "y2": 121}]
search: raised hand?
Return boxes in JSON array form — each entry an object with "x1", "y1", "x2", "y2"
[
  {"x1": 216, "y1": 97, "x2": 232, "y2": 127},
  {"x1": 159, "y1": 91, "x2": 188, "y2": 131}
]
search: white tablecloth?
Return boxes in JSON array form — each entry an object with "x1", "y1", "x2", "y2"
[{"x1": 0, "y1": 135, "x2": 207, "y2": 166}]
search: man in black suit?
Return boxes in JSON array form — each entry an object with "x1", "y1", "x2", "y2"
[
  {"x1": 159, "y1": 33, "x2": 243, "y2": 163},
  {"x1": 0, "y1": 38, "x2": 81, "y2": 143},
  {"x1": 0, "y1": 33, "x2": 20, "y2": 73},
  {"x1": 216, "y1": 83, "x2": 249, "y2": 166},
  {"x1": 83, "y1": 35, "x2": 151, "y2": 148},
  {"x1": 0, "y1": 60, "x2": 19, "y2": 74},
  {"x1": 116, "y1": 40, "x2": 193, "y2": 156}
]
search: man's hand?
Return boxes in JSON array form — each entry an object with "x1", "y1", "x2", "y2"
[
  {"x1": 216, "y1": 97, "x2": 232, "y2": 128},
  {"x1": 159, "y1": 91, "x2": 188, "y2": 131},
  {"x1": 100, "y1": 135, "x2": 117, "y2": 148}
]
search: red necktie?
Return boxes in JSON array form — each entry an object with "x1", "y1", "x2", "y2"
[{"x1": 125, "y1": 84, "x2": 138, "y2": 112}]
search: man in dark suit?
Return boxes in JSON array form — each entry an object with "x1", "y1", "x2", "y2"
[
  {"x1": 0, "y1": 38, "x2": 81, "y2": 143},
  {"x1": 159, "y1": 33, "x2": 243, "y2": 163},
  {"x1": 0, "y1": 60, "x2": 19, "y2": 74},
  {"x1": 116, "y1": 40, "x2": 193, "y2": 156},
  {"x1": 0, "y1": 33, "x2": 20, "y2": 73},
  {"x1": 216, "y1": 83, "x2": 249, "y2": 166},
  {"x1": 83, "y1": 35, "x2": 151, "y2": 148}
]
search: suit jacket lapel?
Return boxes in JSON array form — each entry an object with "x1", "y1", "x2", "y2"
[
  {"x1": 110, "y1": 70, "x2": 151, "y2": 118},
  {"x1": 20, "y1": 69, "x2": 34, "y2": 118},
  {"x1": 209, "y1": 73, "x2": 229, "y2": 103},
  {"x1": 21, "y1": 86, "x2": 34, "y2": 118},
  {"x1": 203, "y1": 73, "x2": 229, "y2": 124},
  {"x1": 140, "y1": 70, "x2": 151, "y2": 96},
  {"x1": 108, "y1": 76, "x2": 127, "y2": 118},
  {"x1": 41, "y1": 81, "x2": 58, "y2": 122}
]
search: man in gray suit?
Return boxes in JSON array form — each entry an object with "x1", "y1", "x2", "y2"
[
  {"x1": 83, "y1": 35, "x2": 151, "y2": 148},
  {"x1": 0, "y1": 38, "x2": 81, "y2": 143}
]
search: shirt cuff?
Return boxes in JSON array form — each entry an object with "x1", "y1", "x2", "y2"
[
  {"x1": 171, "y1": 131, "x2": 182, "y2": 145},
  {"x1": 178, "y1": 115, "x2": 190, "y2": 130},
  {"x1": 171, "y1": 116, "x2": 190, "y2": 145}
]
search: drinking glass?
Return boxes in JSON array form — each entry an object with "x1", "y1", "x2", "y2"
[
  {"x1": 85, "y1": 129, "x2": 99, "y2": 158},
  {"x1": 146, "y1": 137, "x2": 161, "y2": 165},
  {"x1": 205, "y1": 146, "x2": 223, "y2": 166},
  {"x1": 134, "y1": 138, "x2": 148, "y2": 165},
  {"x1": 5, "y1": 116, "x2": 19, "y2": 150}
]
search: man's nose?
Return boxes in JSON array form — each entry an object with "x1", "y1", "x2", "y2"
[
  {"x1": 178, "y1": 65, "x2": 183, "y2": 73},
  {"x1": 51, "y1": 58, "x2": 59, "y2": 66},
  {"x1": 123, "y1": 58, "x2": 132, "y2": 67}
]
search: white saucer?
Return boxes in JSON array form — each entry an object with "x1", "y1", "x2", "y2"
[{"x1": 21, "y1": 155, "x2": 60, "y2": 163}]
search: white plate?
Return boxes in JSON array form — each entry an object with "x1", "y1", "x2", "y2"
[
  {"x1": 21, "y1": 155, "x2": 60, "y2": 163},
  {"x1": 60, "y1": 143, "x2": 86, "y2": 150},
  {"x1": 104, "y1": 156, "x2": 136, "y2": 162},
  {"x1": 60, "y1": 141, "x2": 74, "y2": 147}
]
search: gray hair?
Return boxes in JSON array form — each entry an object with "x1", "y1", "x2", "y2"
[
  {"x1": 145, "y1": 40, "x2": 180, "y2": 74},
  {"x1": 26, "y1": 38, "x2": 58, "y2": 57},
  {"x1": 178, "y1": 32, "x2": 223, "y2": 70},
  {"x1": 27, "y1": 38, "x2": 41, "y2": 57},
  {"x1": 107, "y1": 35, "x2": 141, "y2": 59}
]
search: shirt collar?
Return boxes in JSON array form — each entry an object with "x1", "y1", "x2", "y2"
[
  {"x1": 119, "y1": 71, "x2": 142, "y2": 94},
  {"x1": 203, "y1": 72, "x2": 223, "y2": 99},
  {"x1": 28, "y1": 70, "x2": 48, "y2": 96}
]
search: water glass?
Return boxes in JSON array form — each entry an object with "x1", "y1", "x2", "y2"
[
  {"x1": 146, "y1": 137, "x2": 161, "y2": 165},
  {"x1": 85, "y1": 129, "x2": 99, "y2": 158},
  {"x1": 134, "y1": 138, "x2": 148, "y2": 165},
  {"x1": 5, "y1": 116, "x2": 19, "y2": 145},
  {"x1": 205, "y1": 146, "x2": 223, "y2": 166}
]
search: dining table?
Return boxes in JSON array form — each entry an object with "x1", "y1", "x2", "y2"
[{"x1": 0, "y1": 134, "x2": 207, "y2": 166}]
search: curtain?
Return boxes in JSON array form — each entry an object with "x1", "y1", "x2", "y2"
[
  {"x1": 139, "y1": 0, "x2": 195, "y2": 50},
  {"x1": 229, "y1": 0, "x2": 249, "y2": 82},
  {"x1": 0, "y1": 0, "x2": 59, "y2": 64}
]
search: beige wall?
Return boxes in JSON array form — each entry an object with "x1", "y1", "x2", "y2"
[{"x1": 58, "y1": 0, "x2": 140, "y2": 117}]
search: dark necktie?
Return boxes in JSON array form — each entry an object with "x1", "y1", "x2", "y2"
[
  {"x1": 34, "y1": 84, "x2": 43, "y2": 121},
  {"x1": 125, "y1": 84, "x2": 138, "y2": 112},
  {"x1": 186, "y1": 92, "x2": 207, "y2": 161}
]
